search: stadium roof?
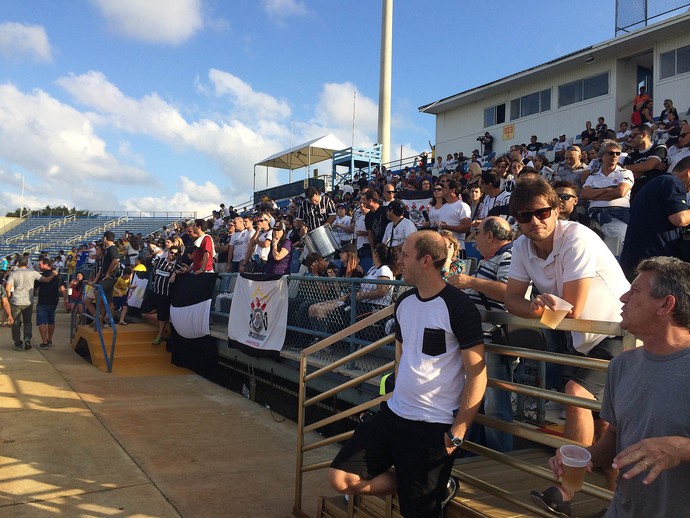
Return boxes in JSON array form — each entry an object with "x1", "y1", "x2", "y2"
[{"x1": 255, "y1": 133, "x2": 347, "y2": 170}]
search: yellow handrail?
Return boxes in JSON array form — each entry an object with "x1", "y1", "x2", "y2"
[{"x1": 294, "y1": 307, "x2": 628, "y2": 517}]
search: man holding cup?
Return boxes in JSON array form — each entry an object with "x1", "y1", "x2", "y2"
[
  {"x1": 533, "y1": 257, "x2": 690, "y2": 517},
  {"x1": 504, "y1": 179, "x2": 629, "y2": 447}
]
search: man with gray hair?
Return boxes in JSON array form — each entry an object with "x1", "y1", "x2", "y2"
[
  {"x1": 5, "y1": 257, "x2": 58, "y2": 351},
  {"x1": 448, "y1": 216, "x2": 514, "y2": 452},
  {"x1": 533, "y1": 256, "x2": 690, "y2": 517}
]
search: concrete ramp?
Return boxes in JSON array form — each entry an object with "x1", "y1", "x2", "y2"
[{"x1": 71, "y1": 323, "x2": 190, "y2": 376}]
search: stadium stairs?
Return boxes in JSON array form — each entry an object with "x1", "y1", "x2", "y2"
[
  {"x1": 314, "y1": 448, "x2": 608, "y2": 518},
  {"x1": 71, "y1": 321, "x2": 189, "y2": 377}
]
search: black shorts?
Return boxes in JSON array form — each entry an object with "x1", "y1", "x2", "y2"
[
  {"x1": 330, "y1": 404, "x2": 455, "y2": 518},
  {"x1": 563, "y1": 336, "x2": 623, "y2": 400},
  {"x1": 151, "y1": 292, "x2": 172, "y2": 322}
]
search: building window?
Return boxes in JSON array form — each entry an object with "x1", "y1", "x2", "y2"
[
  {"x1": 660, "y1": 45, "x2": 690, "y2": 79},
  {"x1": 484, "y1": 103, "x2": 506, "y2": 127},
  {"x1": 558, "y1": 72, "x2": 609, "y2": 107},
  {"x1": 510, "y1": 89, "x2": 551, "y2": 120}
]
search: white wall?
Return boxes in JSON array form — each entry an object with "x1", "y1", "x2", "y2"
[
  {"x1": 433, "y1": 29, "x2": 690, "y2": 161},
  {"x1": 655, "y1": 32, "x2": 690, "y2": 119}
]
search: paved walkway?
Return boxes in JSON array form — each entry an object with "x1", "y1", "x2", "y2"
[{"x1": 0, "y1": 312, "x2": 338, "y2": 517}]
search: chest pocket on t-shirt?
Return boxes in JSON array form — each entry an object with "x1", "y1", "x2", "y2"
[{"x1": 422, "y1": 328, "x2": 446, "y2": 357}]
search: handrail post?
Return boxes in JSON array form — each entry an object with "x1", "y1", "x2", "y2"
[{"x1": 294, "y1": 351, "x2": 308, "y2": 515}]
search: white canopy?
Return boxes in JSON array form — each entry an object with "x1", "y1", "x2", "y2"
[{"x1": 255, "y1": 133, "x2": 347, "y2": 170}]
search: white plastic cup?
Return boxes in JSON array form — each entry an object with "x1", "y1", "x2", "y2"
[
  {"x1": 559, "y1": 445, "x2": 591, "y2": 492},
  {"x1": 540, "y1": 295, "x2": 574, "y2": 329}
]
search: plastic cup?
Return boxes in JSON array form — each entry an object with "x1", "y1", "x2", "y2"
[
  {"x1": 559, "y1": 445, "x2": 591, "y2": 492},
  {"x1": 540, "y1": 296, "x2": 573, "y2": 329}
]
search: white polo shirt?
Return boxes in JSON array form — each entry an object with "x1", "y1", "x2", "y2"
[
  {"x1": 509, "y1": 220, "x2": 629, "y2": 354},
  {"x1": 583, "y1": 165, "x2": 634, "y2": 209}
]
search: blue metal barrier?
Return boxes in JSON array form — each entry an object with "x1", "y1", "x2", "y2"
[{"x1": 69, "y1": 283, "x2": 118, "y2": 373}]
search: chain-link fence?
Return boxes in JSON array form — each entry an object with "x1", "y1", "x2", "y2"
[
  {"x1": 210, "y1": 273, "x2": 409, "y2": 371},
  {"x1": 210, "y1": 273, "x2": 563, "y2": 426},
  {"x1": 616, "y1": 0, "x2": 690, "y2": 34}
]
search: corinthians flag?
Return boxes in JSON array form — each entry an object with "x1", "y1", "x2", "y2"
[
  {"x1": 227, "y1": 273, "x2": 288, "y2": 359},
  {"x1": 168, "y1": 272, "x2": 218, "y2": 378}
]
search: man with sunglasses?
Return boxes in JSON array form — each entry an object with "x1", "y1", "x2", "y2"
[
  {"x1": 580, "y1": 141, "x2": 634, "y2": 256},
  {"x1": 623, "y1": 124, "x2": 668, "y2": 200},
  {"x1": 381, "y1": 183, "x2": 396, "y2": 207},
  {"x1": 667, "y1": 125, "x2": 690, "y2": 173},
  {"x1": 505, "y1": 179, "x2": 629, "y2": 453}
]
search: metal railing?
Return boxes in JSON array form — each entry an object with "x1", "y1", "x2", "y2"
[
  {"x1": 292, "y1": 305, "x2": 635, "y2": 517},
  {"x1": 69, "y1": 283, "x2": 118, "y2": 373},
  {"x1": 210, "y1": 273, "x2": 406, "y2": 364}
]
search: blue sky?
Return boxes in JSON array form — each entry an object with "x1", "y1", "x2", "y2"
[{"x1": 0, "y1": 0, "x2": 617, "y2": 216}]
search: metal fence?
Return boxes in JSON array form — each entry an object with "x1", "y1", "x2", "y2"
[
  {"x1": 615, "y1": 0, "x2": 690, "y2": 34},
  {"x1": 210, "y1": 273, "x2": 408, "y2": 368}
]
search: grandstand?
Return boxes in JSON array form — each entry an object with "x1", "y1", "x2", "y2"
[{"x1": 0, "y1": 212, "x2": 195, "y2": 258}]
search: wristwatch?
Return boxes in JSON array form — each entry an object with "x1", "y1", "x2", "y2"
[{"x1": 445, "y1": 430, "x2": 464, "y2": 448}]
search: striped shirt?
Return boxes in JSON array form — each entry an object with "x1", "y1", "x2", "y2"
[
  {"x1": 464, "y1": 242, "x2": 512, "y2": 312},
  {"x1": 297, "y1": 195, "x2": 336, "y2": 231},
  {"x1": 150, "y1": 256, "x2": 184, "y2": 296}
]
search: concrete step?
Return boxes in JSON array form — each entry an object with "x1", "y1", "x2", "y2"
[{"x1": 71, "y1": 323, "x2": 188, "y2": 376}]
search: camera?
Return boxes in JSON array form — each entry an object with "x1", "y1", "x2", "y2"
[{"x1": 476, "y1": 136, "x2": 483, "y2": 142}]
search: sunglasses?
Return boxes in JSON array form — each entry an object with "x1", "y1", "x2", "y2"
[
  {"x1": 515, "y1": 207, "x2": 553, "y2": 224},
  {"x1": 607, "y1": 151, "x2": 622, "y2": 156},
  {"x1": 558, "y1": 194, "x2": 576, "y2": 201},
  {"x1": 169, "y1": 250, "x2": 179, "y2": 255},
  {"x1": 385, "y1": 190, "x2": 395, "y2": 193}
]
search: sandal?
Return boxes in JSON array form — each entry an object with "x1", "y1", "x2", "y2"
[
  {"x1": 118, "y1": 322, "x2": 128, "y2": 326},
  {"x1": 530, "y1": 487, "x2": 573, "y2": 518}
]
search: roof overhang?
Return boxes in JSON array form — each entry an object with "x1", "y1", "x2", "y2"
[
  {"x1": 419, "y1": 11, "x2": 690, "y2": 115},
  {"x1": 255, "y1": 133, "x2": 347, "y2": 170}
]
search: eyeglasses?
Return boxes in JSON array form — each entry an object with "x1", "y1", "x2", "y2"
[
  {"x1": 607, "y1": 151, "x2": 622, "y2": 156},
  {"x1": 515, "y1": 207, "x2": 553, "y2": 224},
  {"x1": 169, "y1": 251, "x2": 178, "y2": 255},
  {"x1": 434, "y1": 187, "x2": 443, "y2": 191},
  {"x1": 558, "y1": 194, "x2": 576, "y2": 201},
  {"x1": 385, "y1": 190, "x2": 395, "y2": 193}
]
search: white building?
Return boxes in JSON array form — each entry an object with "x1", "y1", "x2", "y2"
[{"x1": 420, "y1": 12, "x2": 690, "y2": 158}]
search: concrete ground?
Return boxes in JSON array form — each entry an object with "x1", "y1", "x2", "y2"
[{"x1": 0, "y1": 311, "x2": 339, "y2": 517}]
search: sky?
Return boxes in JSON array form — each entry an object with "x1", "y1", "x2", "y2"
[{"x1": 0, "y1": 0, "x2": 620, "y2": 217}]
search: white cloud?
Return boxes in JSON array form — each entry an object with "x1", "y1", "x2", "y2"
[
  {"x1": 0, "y1": 83, "x2": 155, "y2": 187},
  {"x1": 122, "y1": 176, "x2": 222, "y2": 216},
  {"x1": 208, "y1": 69, "x2": 291, "y2": 121},
  {"x1": 57, "y1": 70, "x2": 289, "y2": 198},
  {"x1": 307, "y1": 82, "x2": 378, "y2": 148},
  {"x1": 261, "y1": 0, "x2": 310, "y2": 20},
  {"x1": 90, "y1": 0, "x2": 204, "y2": 45},
  {"x1": 0, "y1": 22, "x2": 52, "y2": 62}
]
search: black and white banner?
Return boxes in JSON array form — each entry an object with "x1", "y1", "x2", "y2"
[
  {"x1": 169, "y1": 273, "x2": 218, "y2": 339},
  {"x1": 398, "y1": 189, "x2": 433, "y2": 229},
  {"x1": 227, "y1": 273, "x2": 288, "y2": 358}
]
